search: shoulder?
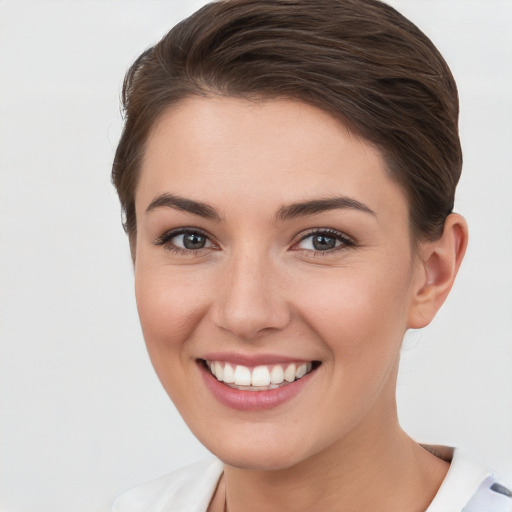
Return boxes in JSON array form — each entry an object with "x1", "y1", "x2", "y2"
[
  {"x1": 112, "y1": 458, "x2": 224, "y2": 512},
  {"x1": 426, "y1": 446, "x2": 512, "y2": 512}
]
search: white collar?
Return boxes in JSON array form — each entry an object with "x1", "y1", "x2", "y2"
[{"x1": 424, "y1": 445, "x2": 493, "y2": 512}]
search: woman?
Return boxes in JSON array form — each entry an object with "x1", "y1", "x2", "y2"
[{"x1": 111, "y1": 0, "x2": 511, "y2": 510}]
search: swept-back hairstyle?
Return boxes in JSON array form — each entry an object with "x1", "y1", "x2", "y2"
[{"x1": 112, "y1": 0, "x2": 461, "y2": 245}]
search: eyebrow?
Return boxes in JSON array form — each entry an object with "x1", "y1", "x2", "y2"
[
  {"x1": 145, "y1": 193, "x2": 375, "y2": 222},
  {"x1": 276, "y1": 196, "x2": 376, "y2": 221},
  {"x1": 145, "y1": 193, "x2": 222, "y2": 220}
]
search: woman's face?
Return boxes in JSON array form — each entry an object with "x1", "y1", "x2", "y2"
[{"x1": 134, "y1": 97, "x2": 426, "y2": 470}]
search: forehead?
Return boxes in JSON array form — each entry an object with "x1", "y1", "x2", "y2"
[{"x1": 136, "y1": 96, "x2": 408, "y2": 220}]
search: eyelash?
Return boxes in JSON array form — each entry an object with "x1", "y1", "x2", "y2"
[
  {"x1": 154, "y1": 228, "x2": 217, "y2": 256},
  {"x1": 154, "y1": 228, "x2": 355, "y2": 256},
  {"x1": 292, "y1": 228, "x2": 355, "y2": 256}
]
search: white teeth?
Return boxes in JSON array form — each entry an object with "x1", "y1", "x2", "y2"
[
  {"x1": 213, "y1": 361, "x2": 223, "y2": 381},
  {"x1": 284, "y1": 363, "x2": 296, "y2": 383},
  {"x1": 251, "y1": 365, "x2": 270, "y2": 387},
  {"x1": 270, "y1": 365, "x2": 284, "y2": 384},
  {"x1": 223, "y1": 362, "x2": 235, "y2": 383},
  {"x1": 206, "y1": 360, "x2": 316, "y2": 388},
  {"x1": 233, "y1": 365, "x2": 252, "y2": 386},
  {"x1": 295, "y1": 363, "x2": 308, "y2": 379}
]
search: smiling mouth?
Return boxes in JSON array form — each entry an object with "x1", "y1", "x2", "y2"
[{"x1": 201, "y1": 360, "x2": 321, "y2": 391}]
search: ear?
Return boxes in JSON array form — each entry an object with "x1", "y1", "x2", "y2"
[{"x1": 408, "y1": 213, "x2": 468, "y2": 329}]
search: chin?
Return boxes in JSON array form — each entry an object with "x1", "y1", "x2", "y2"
[
  {"x1": 194, "y1": 427, "x2": 308, "y2": 471},
  {"x1": 216, "y1": 447, "x2": 305, "y2": 472}
]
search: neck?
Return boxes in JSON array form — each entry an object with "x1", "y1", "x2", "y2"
[{"x1": 219, "y1": 410, "x2": 448, "y2": 512}]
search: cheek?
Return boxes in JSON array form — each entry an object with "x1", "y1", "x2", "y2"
[
  {"x1": 133, "y1": 269, "x2": 214, "y2": 423},
  {"x1": 287, "y1": 268, "x2": 413, "y2": 436},
  {"x1": 294, "y1": 265, "x2": 412, "y2": 358},
  {"x1": 134, "y1": 267, "x2": 209, "y2": 366}
]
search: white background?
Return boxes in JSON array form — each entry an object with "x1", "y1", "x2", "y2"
[{"x1": 0, "y1": 1, "x2": 511, "y2": 511}]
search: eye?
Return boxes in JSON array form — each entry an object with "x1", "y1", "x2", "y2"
[
  {"x1": 293, "y1": 229, "x2": 354, "y2": 252},
  {"x1": 155, "y1": 228, "x2": 216, "y2": 253},
  {"x1": 174, "y1": 231, "x2": 209, "y2": 250}
]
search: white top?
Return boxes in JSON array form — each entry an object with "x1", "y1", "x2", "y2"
[{"x1": 112, "y1": 448, "x2": 512, "y2": 512}]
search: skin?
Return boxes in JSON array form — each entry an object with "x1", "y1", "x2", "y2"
[{"x1": 133, "y1": 97, "x2": 467, "y2": 512}]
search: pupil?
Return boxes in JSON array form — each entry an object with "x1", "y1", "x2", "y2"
[
  {"x1": 183, "y1": 233, "x2": 206, "y2": 249},
  {"x1": 313, "y1": 235, "x2": 336, "y2": 250}
]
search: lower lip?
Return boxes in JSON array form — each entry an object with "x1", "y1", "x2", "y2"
[{"x1": 199, "y1": 361, "x2": 317, "y2": 411}]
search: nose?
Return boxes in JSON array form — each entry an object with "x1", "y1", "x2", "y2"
[{"x1": 211, "y1": 251, "x2": 292, "y2": 340}]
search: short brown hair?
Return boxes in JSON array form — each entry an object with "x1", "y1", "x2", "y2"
[{"x1": 112, "y1": 0, "x2": 462, "y2": 243}]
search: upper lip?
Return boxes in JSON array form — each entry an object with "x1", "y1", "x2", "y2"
[{"x1": 199, "y1": 352, "x2": 317, "y2": 367}]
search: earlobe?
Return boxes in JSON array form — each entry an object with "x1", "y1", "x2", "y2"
[{"x1": 408, "y1": 213, "x2": 468, "y2": 329}]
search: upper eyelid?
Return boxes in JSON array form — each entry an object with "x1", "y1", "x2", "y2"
[
  {"x1": 154, "y1": 227, "x2": 214, "y2": 246},
  {"x1": 295, "y1": 228, "x2": 354, "y2": 243}
]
